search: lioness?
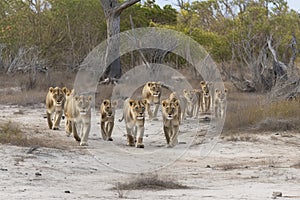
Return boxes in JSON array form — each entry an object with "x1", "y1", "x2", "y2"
[
  {"x1": 119, "y1": 98, "x2": 147, "y2": 148},
  {"x1": 161, "y1": 98, "x2": 180, "y2": 147},
  {"x1": 100, "y1": 99, "x2": 117, "y2": 141},
  {"x1": 200, "y1": 81, "x2": 211, "y2": 113},
  {"x1": 169, "y1": 92, "x2": 186, "y2": 123},
  {"x1": 183, "y1": 89, "x2": 199, "y2": 118},
  {"x1": 46, "y1": 87, "x2": 66, "y2": 130},
  {"x1": 142, "y1": 82, "x2": 162, "y2": 120},
  {"x1": 214, "y1": 88, "x2": 227, "y2": 118},
  {"x1": 65, "y1": 94, "x2": 92, "y2": 146}
]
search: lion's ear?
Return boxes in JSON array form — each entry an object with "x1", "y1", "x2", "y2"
[
  {"x1": 103, "y1": 99, "x2": 109, "y2": 106},
  {"x1": 161, "y1": 100, "x2": 168, "y2": 107},
  {"x1": 129, "y1": 99, "x2": 135, "y2": 107},
  {"x1": 224, "y1": 88, "x2": 228, "y2": 93},
  {"x1": 49, "y1": 87, "x2": 54, "y2": 93},
  {"x1": 140, "y1": 99, "x2": 146, "y2": 105},
  {"x1": 88, "y1": 96, "x2": 92, "y2": 101},
  {"x1": 62, "y1": 87, "x2": 68, "y2": 95},
  {"x1": 147, "y1": 82, "x2": 152, "y2": 87},
  {"x1": 74, "y1": 96, "x2": 79, "y2": 101},
  {"x1": 200, "y1": 81, "x2": 205, "y2": 86},
  {"x1": 174, "y1": 100, "x2": 179, "y2": 107},
  {"x1": 215, "y1": 89, "x2": 219, "y2": 93}
]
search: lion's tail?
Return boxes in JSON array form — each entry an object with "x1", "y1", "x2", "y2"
[{"x1": 118, "y1": 114, "x2": 124, "y2": 122}]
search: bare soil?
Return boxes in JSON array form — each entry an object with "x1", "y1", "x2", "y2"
[{"x1": 0, "y1": 104, "x2": 300, "y2": 199}]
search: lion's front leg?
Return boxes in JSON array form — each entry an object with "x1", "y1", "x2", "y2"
[
  {"x1": 107, "y1": 121, "x2": 114, "y2": 141},
  {"x1": 65, "y1": 119, "x2": 72, "y2": 136},
  {"x1": 170, "y1": 125, "x2": 179, "y2": 147},
  {"x1": 146, "y1": 103, "x2": 154, "y2": 119},
  {"x1": 135, "y1": 125, "x2": 144, "y2": 148},
  {"x1": 72, "y1": 121, "x2": 81, "y2": 142},
  {"x1": 153, "y1": 103, "x2": 160, "y2": 119},
  {"x1": 163, "y1": 126, "x2": 170, "y2": 146},
  {"x1": 101, "y1": 121, "x2": 108, "y2": 141},
  {"x1": 126, "y1": 126, "x2": 135, "y2": 146},
  {"x1": 53, "y1": 110, "x2": 62, "y2": 130},
  {"x1": 46, "y1": 111, "x2": 53, "y2": 129},
  {"x1": 80, "y1": 121, "x2": 91, "y2": 146}
]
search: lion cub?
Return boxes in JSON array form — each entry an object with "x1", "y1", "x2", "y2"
[
  {"x1": 120, "y1": 98, "x2": 147, "y2": 148},
  {"x1": 142, "y1": 81, "x2": 162, "y2": 120},
  {"x1": 161, "y1": 98, "x2": 180, "y2": 147},
  {"x1": 46, "y1": 87, "x2": 66, "y2": 130},
  {"x1": 100, "y1": 99, "x2": 117, "y2": 141},
  {"x1": 214, "y1": 88, "x2": 227, "y2": 118}
]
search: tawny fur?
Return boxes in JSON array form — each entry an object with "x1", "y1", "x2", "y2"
[
  {"x1": 100, "y1": 99, "x2": 117, "y2": 141},
  {"x1": 141, "y1": 82, "x2": 162, "y2": 120},
  {"x1": 120, "y1": 98, "x2": 147, "y2": 148},
  {"x1": 214, "y1": 88, "x2": 227, "y2": 118},
  {"x1": 161, "y1": 99, "x2": 180, "y2": 147},
  {"x1": 46, "y1": 87, "x2": 66, "y2": 130},
  {"x1": 64, "y1": 94, "x2": 92, "y2": 146}
]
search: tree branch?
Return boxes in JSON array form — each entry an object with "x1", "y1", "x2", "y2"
[{"x1": 114, "y1": 0, "x2": 140, "y2": 16}]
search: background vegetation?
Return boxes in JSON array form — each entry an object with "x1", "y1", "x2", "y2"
[{"x1": 0, "y1": 0, "x2": 299, "y2": 132}]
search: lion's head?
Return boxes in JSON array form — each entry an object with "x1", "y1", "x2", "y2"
[
  {"x1": 147, "y1": 82, "x2": 161, "y2": 97},
  {"x1": 162, "y1": 99, "x2": 179, "y2": 120},
  {"x1": 129, "y1": 99, "x2": 147, "y2": 120},
  {"x1": 101, "y1": 99, "x2": 117, "y2": 117},
  {"x1": 73, "y1": 95, "x2": 92, "y2": 115},
  {"x1": 49, "y1": 87, "x2": 65, "y2": 106}
]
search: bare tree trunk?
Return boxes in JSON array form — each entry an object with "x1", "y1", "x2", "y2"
[
  {"x1": 0, "y1": 44, "x2": 5, "y2": 70},
  {"x1": 100, "y1": 0, "x2": 140, "y2": 81}
]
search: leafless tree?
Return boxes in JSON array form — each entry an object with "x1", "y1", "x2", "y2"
[{"x1": 100, "y1": 0, "x2": 140, "y2": 81}]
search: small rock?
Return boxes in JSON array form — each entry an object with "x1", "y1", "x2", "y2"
[
  {"x1": 272, "y1": 191, "x2": 282, "y2": 199},
  {"x1": 64, "y1": 190, "x2": 71, "y2": 194},
  {"x1": 205, "y1": 165, "x2": 211, "y2": 168},
  {"x1": 35, "y1": 172, "x2": 42, "y2": 176}
]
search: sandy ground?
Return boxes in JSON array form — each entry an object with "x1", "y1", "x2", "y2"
[{"x1": 0, "y1": 104, "x2": 300, "y2": 200}]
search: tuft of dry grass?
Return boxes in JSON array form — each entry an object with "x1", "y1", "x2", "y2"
[
  {"x1": 0, "y1": 121, "x2": 24, "y2": 145},
  {"x1": 113, "y1": 173, "x2": 189, "y2": 191}
]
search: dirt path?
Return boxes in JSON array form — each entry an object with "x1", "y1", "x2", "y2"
[{"x1": 0, "y1": 104, "x2": 300, "y2": 199}]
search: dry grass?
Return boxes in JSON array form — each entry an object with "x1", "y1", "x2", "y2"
[
  {"x1": 0, "y1": 120, "x2": 72, "y2": 149},
  {"x1": 0, "y1": 70, "x2": 76, "y2": 106},
  {"x1": 113, "y1": 173, "x2": 188, "y2": 191},
  {"x1": 224, "y1": 92, "x2": 300, "y2": 133}
]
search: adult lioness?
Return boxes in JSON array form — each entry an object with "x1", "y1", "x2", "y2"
[
  {"x1": 46, "y1": 87, "x2": 66, "y2": 130},
  {"x1": 100, "y1": 99, "x2": 117, "y2": 141},
  {"x1": 119, "y1": 98, "x2": 147, "y2": 148},
  {"x1": 183, "y1": 89, "x2": 199, "y2": 118},
  {"x1": 161, "y1": 98, "x2": 180, "y2": 147},
  {"x1": 200, "y1": 81, "x2": 211, "y2": 113},
  {"x1": 142, "y1": 82, "x2": 162, "y2": 120},
  {"x1": 214, "y1": 88, "x2": 227, "y2": 118},
  {"x1": 65, "y1": 94, "x2": 92, "y2": 146}
]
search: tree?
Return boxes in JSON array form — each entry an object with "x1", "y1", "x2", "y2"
[{"x1": 100, "y1": 0, "x2": 140, "y2": 82}]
